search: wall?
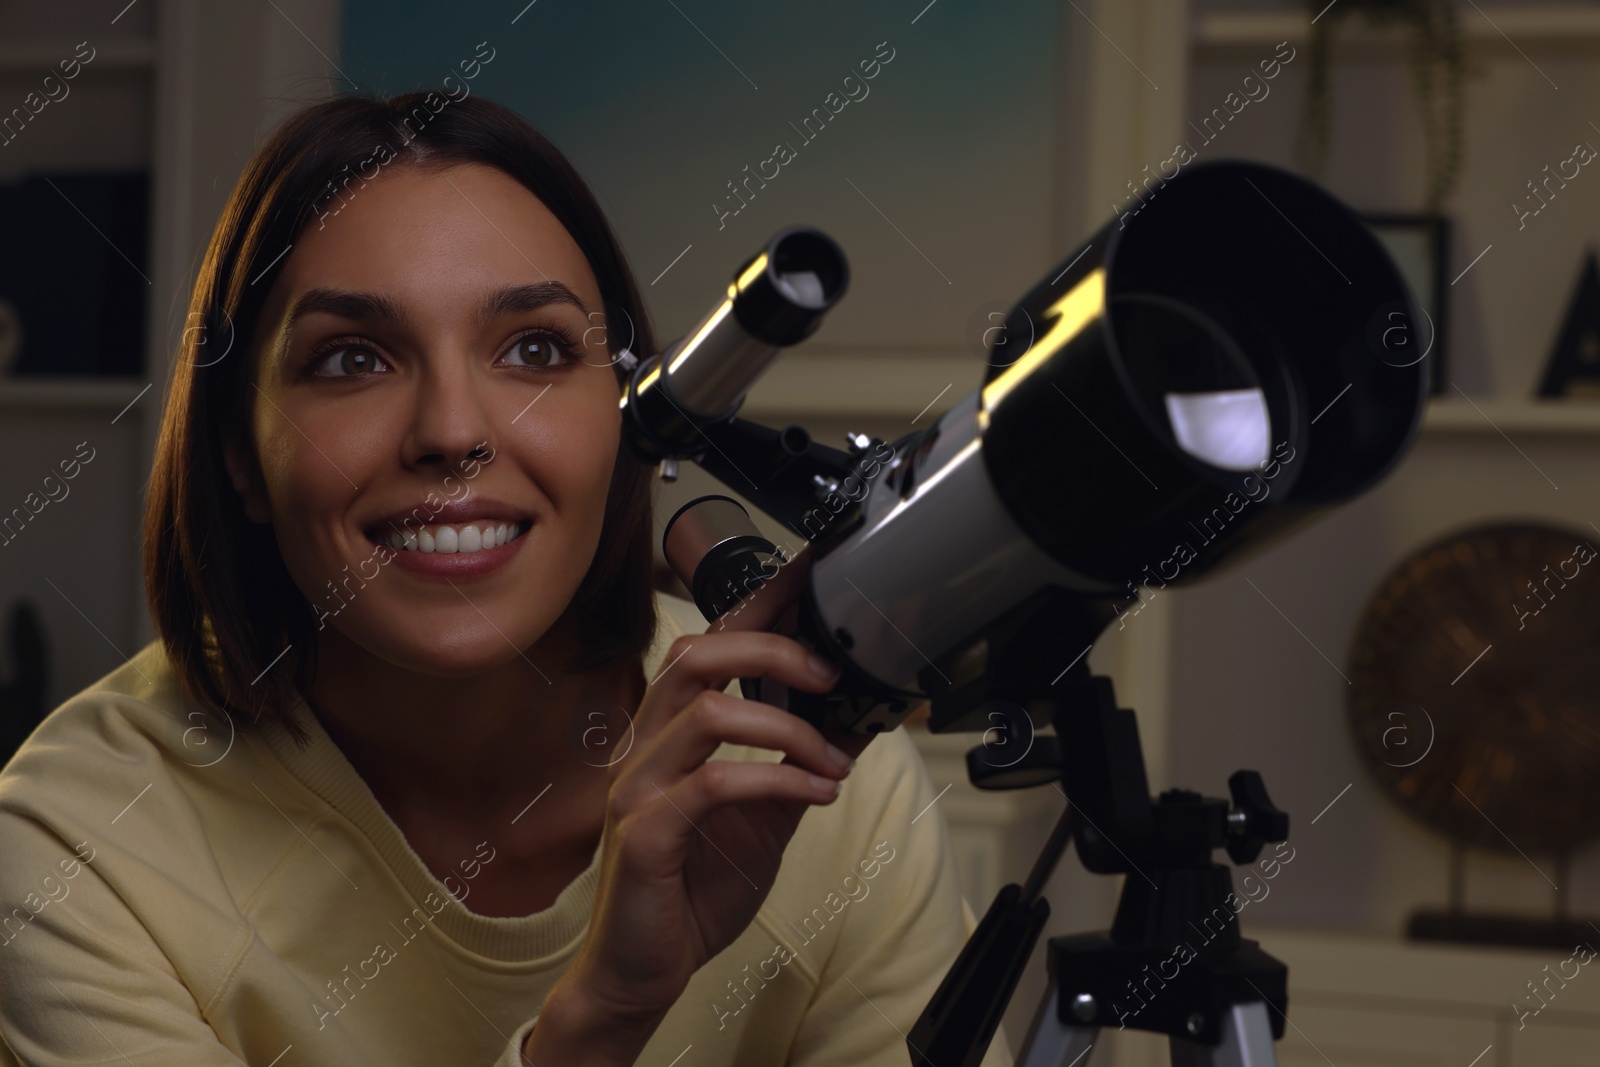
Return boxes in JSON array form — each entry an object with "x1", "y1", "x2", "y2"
[{"x1": 340, "y1": 0, "x2": 1063, "y2": 353}]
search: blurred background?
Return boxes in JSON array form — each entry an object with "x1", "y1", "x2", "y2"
[{"x1": 3, "y1": 0, "x2": 1600, "y2": 1062}]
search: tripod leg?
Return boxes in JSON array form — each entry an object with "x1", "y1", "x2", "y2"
[
  {"x1": 1017, "y1": 978, "x2": 1099, "y2": 1067},
  {"x1": 1168, "y1": 1001, "x2": 1277, "y2": 1067}
]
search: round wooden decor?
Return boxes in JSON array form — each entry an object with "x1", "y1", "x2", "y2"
[{"x1": 1347, "y1": 522, "x2": 1600, "y2": 855}]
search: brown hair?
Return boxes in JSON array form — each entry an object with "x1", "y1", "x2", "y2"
[{"x1": 144, "y1": 92, "x2": 658, "y2": 745}]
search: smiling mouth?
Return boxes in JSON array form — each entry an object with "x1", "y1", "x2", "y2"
[{"x1": 371, "y1": 520, "x2": 531, "y2": 555}]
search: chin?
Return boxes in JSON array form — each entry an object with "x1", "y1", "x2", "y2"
[{"x1": 328, "y1": 604, "x2": 567, "y2": 680}]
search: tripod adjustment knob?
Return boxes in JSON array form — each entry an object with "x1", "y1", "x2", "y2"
[
  {"x1": 1224, "y1": 770, "x2": 1289, "y2": 864},
  {"x1": 966, "y1": 734, "x2": 1062, "y2": 790},
  {"x1": 965, "y1": 700, "x2": 1062, "y2": 790}
]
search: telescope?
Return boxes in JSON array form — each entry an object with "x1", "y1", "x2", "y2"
[{"x1": 620, "y1": 160, "x2": 1427, "y2": 1067}]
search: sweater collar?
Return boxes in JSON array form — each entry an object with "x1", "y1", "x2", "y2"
[{"x1": 247, "y1": 591, "x2": 690, "y2": 962}]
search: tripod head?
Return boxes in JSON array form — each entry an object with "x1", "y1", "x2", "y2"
[{"x1": 905, "y1": 588, "x2": 1292, "y2": 1064}]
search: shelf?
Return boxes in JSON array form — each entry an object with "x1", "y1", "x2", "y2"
[
  {"x1": 1195, "y1": 6, "x2": 1600, "y2": 48},
  {"x1": 0, "y1": 378, "x2": 151, "y2": 417},
  {"x1": 741, "y1": 349, "x2": 979, "y2": 420},
  {"x1": 728, "y1": 353, "x2": 1600, "y2": 437},
  {"x1": 0, "y1": 40, "x2": 156, "y2": 72},
  {"x1": 1421, "y1": 397, "x2": 1600, "y2": 436}
]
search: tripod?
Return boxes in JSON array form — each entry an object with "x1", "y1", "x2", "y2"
[{"x1": 906, "y1": 591, "x2": 1291, "y2": 1067}]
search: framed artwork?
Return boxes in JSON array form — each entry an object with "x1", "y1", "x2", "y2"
[{"x1": 1364, "y1": 214, "x2": 1449, "y2": 395}]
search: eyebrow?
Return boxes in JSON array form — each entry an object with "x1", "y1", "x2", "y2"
[
  {"x1": 476, "y1": 281, "x2": 591, "y2": 324},
  {"x1": 283, "y1": 281, "x2": 591, "y2": 334}
]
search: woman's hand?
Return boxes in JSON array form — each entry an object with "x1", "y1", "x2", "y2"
[{"x1": 527, "y1": 546, "x2": 876, "y2": 1064}]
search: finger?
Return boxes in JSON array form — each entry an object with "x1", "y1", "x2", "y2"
[
  {"x1": 652, "y1": 760, "x2": 843, "y2": 834},
  {"x1": 637, "y1": 689, "x2": 856, "y2": 785},
  {"x1": 818, "y1": 722, "x2": 877, "y2": 763},
  {"x1": 635, "y1": 629, "x2": 841, "y2": 746},
  {"x1": 779, "y1": 718, "x2": 877, "y2": 772}
]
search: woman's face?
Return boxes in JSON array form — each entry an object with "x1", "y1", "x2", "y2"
[{"x1": 231, "y1": 161, "x2": 625, "y2": 676}]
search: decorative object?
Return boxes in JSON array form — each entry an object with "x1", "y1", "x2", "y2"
[
  {"x1": 1365, "y1": 213, "x2": 1449, "y2": 394},
  {"x1": 1300, "y1": 0, "x2": 1467, "y2": 213},
  {"x1": 1348, "y1": 522, "x2": 1600, "y2": 949},
  {"x1": 1536, "y1": 251, "x2": 1600, "y2": 398}
]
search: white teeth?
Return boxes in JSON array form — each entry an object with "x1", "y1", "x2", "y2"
[{"x1": 380, "y1": 521, "x2": 527, "y2": 554}]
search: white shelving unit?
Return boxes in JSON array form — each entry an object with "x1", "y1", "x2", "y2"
[
  {"x1": 1099, "y1": 7, "x2": 1600, "y2": 1064},
  {"x1": 0, "y1": 2, "x2": 173, "y2": 702},
  {"x1": 1, "y1": 0, "x2": 341, "y2": 678}
]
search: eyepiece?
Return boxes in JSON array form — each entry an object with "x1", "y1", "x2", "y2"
[
  {"x1": 731, "y1": 228, "x2": 851, "y2": 345},
  {"x1": 662, "y1": 495, "x2": 788, "y2": 622},
  {"x1": 663, "y1": 228, "x2": 849, "y2": 417}
]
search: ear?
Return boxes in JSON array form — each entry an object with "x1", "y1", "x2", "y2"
[{"x1": 222, "y1": 438, "x2": 272, "y2": 524}]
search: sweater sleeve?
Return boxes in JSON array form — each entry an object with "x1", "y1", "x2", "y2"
[
  {"x1": 493, "y1": 1017, "x2": 538, "y2": 1067},
  {"x1": 0, "y1": 812, "x2": 248, "y2": 1067},
  {"x1": 782, "y1": 728, "x2": 1014, "y2": 1067}
]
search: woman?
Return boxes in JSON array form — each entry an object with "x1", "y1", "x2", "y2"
[{"x1": 0, "y1": 94, "x2": 1008, "y2": 1066}]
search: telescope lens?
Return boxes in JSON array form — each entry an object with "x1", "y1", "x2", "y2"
[
  {"x1": 974, "y1": 161, "x2": 1425, "y2": 589},
  {"x1": 1164, "y1": 390, "x2": 1270, "y2": 472},
  {"x1": 774, "y1": 270, "x2": 828, "y2": 309},
  {"x1": 765, "y1": 229, "x2": 849, "y2": 322},
  {"x1": 1110, "y1": 293, "x2": 1274, "y2": 474}
]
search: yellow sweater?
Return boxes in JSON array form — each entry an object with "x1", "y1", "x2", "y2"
[{"x1": 0, "y1": 591, "x2": 1013, "y2": 1066}]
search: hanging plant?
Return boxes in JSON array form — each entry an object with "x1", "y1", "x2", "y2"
[{"x1": 1296, "y1": 0, "x2": 1467, "y2": 212}]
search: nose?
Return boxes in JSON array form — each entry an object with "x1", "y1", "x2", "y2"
[{"x1": 401, "y1": 356, "x2": 496, "y2": 472}]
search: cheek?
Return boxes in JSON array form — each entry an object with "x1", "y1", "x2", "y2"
[
  {"x1": 253, "y1": 391, "x2": 389, "y2": 596},
  {"x1": 521, "y1": 384, "x2": 621, "y2": 549}
]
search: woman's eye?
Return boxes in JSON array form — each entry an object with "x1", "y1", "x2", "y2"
[
  {"x1": 312, "y1": 346, "x2": 387, "y2": 377},
  {"x1": 501, "y1": 333, "x2": 571, "y2": 369}
]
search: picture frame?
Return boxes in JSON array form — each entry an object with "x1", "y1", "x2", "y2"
[{"x1": 1363, "y1": 213, "x2": 1449, "y2": 395}]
